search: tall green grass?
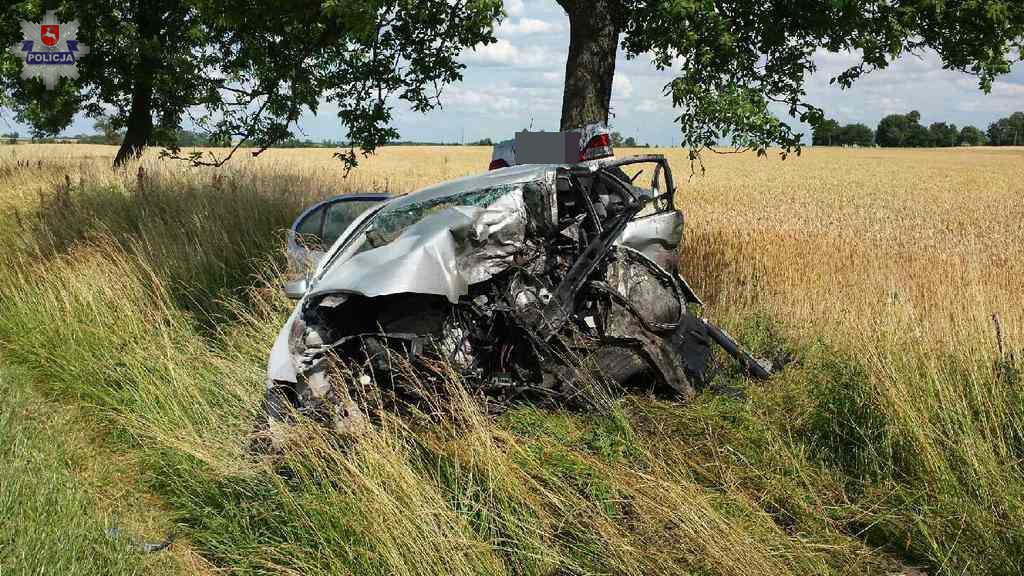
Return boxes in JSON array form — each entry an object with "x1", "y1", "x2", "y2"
[
  {"x1": 0, "y1": 367, "x2": 180, "y2": 575},
  {"x1": 0, "y1": 161, "x2": 1020, "y2": 575},
  {"x1": 7, "y1": 164, "x2": 320, "y2": 324}
]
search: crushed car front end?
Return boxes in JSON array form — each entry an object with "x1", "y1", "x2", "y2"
[{"x1": 265, "y1": 155, "x2": 773, "y2": 435}]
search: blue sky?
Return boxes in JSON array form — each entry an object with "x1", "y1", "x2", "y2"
[{"x1": 5, "y1": 0, "x2": 1022, "y2": 146}]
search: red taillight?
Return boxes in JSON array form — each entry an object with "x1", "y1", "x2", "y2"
[
  {"x1": 580, "y1": 133, "x2": 613, "y2": 161},
  {"x1": 488, "y1": 158, "x2": 510, "y2": 170}
]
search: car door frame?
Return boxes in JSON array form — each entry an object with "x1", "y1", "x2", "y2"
[
  {"x1": 285, "y1": 193, "x2": 391, "y2": 299},
  {"x1": 288, "y1": 193, "x2": 391, "y2": 260}
]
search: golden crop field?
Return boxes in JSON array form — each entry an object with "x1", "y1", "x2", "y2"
[
  {"x1": 6, "y1": 143, "x2": 1020, "y2": 347},
  {"x1": 1, "y1": 143, "x2": 1022, "y2": 575}
]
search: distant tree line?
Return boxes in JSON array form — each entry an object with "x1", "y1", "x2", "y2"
[
  {"x1": 610, "y1": 132, "x2": 651, "y2": 148},
  {"x1": 10, "y1": 113, "x2": 1021, "y2": 150},
  {"x1": 811, "y1": 120, "x2": 875, "y2": 146},
  {"x1": 986, "y1": 112, "x2": 1024, "y2": 146},
  {"x1": 813, "y1": 110, "x2": 1023, "y2": 148}
]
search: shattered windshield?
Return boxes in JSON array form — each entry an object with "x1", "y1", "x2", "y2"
[
  {"x1": 360, "y1": 183, "x2": 522, "y2": 250},
  {"x1": 315, "y1": 166, "x2": 558, "y2": 279}
]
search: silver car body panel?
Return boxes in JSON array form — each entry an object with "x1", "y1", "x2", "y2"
[
  {"x1": 307, "y1": 164, "x2": 559, "y2": 303},
  {"x1": 615, "y1": 210, "x2": 683, "y2": 266},
  {"x1": 267, "y1": 306, "x2": 301, "y2": 385}
]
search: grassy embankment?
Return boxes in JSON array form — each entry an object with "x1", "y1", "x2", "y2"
[{"x1": 0, "y1": 144, "x2": 1022, "y2": 575}]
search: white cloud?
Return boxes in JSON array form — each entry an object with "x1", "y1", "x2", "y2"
[
  {"x1": 811, "y1": 49, "x2": 864, "y2": 84},
  {"x1": 542, "y1": 72, "x2": 563, "y2": 84},
  {"x1": 625, "y1": 52, "x2": 686, "y2": 76},
  {"x1": 870, "y1": 96, "x2": 905, "y2": 114},
  {"x1": 462, "y1": 39, "x2": 552, "y2": 68},
  {"x1": 634, "y1": 99, "x2": 663, "y2": 113},
  {"x1": 499, "y1": 17, "x2": 564, "y2": 36},
  {"x1": 957, "y1": 80, "x2": 1024, "y2": 115},
  {"x1": 504, "y1": 0, "x2": 524, "y2": 17},
  {"x1": 612, "y1": 73, "x2": 633, "y2": 99},
  {"x1": 441, "y1": 83, "x2": 561, "y2": 119},
  {"x1": 991, "y1": 80, "x2": 1024, "y2": 96},
  {"x1": 444, "y1": 86, "x2": 517, "y2": 114}
]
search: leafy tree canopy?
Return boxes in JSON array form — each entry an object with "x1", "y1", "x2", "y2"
[
  {"x1": 958, "y1": 125, "x2": 987, "y2": 146},
  {"x1": 927, "y1": 122, "x2": 959, "y2": 147},
  {"x1": 875, "y1": 112, "x2": 986, "y2": 147},
  {"x1": 0, "y1": 0, "x2": 501, "y2": 166},
  {"x1": 3, "y1": 0, "x2": 1022, "y2": 166},
  {"x1": 877, "y1": 111, "x2": 925, "y2": 147},
  {"x1": 837, "y1": 123, "x2": 874, "y2": 147},
  {"x1": 92, "y1": 116, "x2": 120, "y2": 146},
  {"x1": 987, "y1": 111, "x2": 1024, "y2": 145},
  {"x1": 811, "y1": 119, "x2": 841, "y2": 146},
  {"x1": 590, "y1": 0, "x2": 1024, "y2": 157},
  {"x1": 812, "y1": 118, "x2": 874, "y2": 146}
]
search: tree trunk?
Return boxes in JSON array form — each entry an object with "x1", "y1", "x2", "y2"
[
  {"x1": 556, "y1": 0, "x2": 620, "y2": 131},
  {"x1": 113, "y1": 79, "x2": 154, "y2": 166},
  {"x1": 113, "y1": 5, "x2": 159, "y2": 167}
]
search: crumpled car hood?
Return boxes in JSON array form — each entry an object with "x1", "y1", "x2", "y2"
[{"x1": 308, "y1": 164, "x2": 559, "y2": 303}]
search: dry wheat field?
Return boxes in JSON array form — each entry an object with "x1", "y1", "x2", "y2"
[{"x1": 1, "y1": 143, "x2": 1022, "y2": 576}]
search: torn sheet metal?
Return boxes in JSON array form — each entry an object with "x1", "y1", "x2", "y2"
[
  {"x1": 308, "y1": 165, "x2": 558, "y2": 303},
  {"x1": 615, "y1": 209, "x2": 683, "y2": 270}
]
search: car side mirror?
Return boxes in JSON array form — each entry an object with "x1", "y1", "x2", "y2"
[
  {"x1": 282, "y1": 248, "x2": 326, "y2": 300},
  {"x1": 283, "y1": 277, "x2": 308, "y2": 300}
]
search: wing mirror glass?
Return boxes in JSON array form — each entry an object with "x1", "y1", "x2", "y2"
[
  {"x1": 282, "y1": 247, "x2": 325, "y2": 300},
  {"x1": 283, "y1": 277, "x2": 308, "y2": 300}
]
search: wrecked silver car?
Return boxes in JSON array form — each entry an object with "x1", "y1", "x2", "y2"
[{"x1": 265, "y1": 155, "x2": 773, "y2": 432}]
